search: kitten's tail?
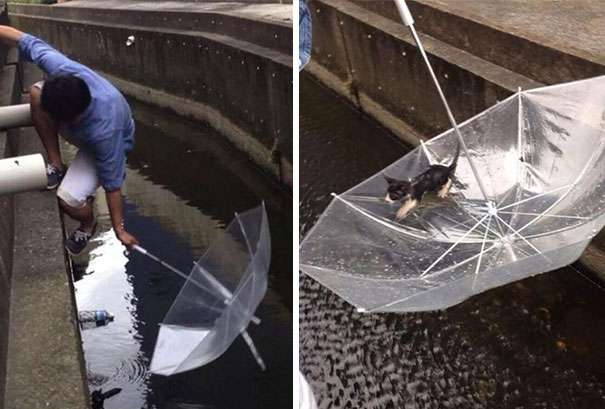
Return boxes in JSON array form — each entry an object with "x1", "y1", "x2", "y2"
[{"x1": 449, "y1": 140, "x2": 461, "y2": 171}]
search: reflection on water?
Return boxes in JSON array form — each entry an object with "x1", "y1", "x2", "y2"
[
  {"x1": 65, "y1": 98, "x2": 292, "y2": 409},
  {"x1": 299, "y1": 73, "x2": 605, "y2": 408}
]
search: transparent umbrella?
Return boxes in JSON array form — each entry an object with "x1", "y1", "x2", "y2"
[
  {"x1": 135, "y1": 203, "x2": 270, "y2": 375},
  {"x1": 299, "y1": 1, "x2": 605, "y2": 313}
]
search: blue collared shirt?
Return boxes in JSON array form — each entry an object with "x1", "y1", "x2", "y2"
[
  {"x1": 300, "y1": 0, "x2": 312, "y2": 70},
  {"x1": 18, "y1": 34, "x2": 134, "y2": 191}
]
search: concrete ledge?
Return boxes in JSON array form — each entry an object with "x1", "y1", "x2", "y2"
[
  {"x1": 5, "y1": 125, "x2": 89, "y2": 409},
  {"x1": 0, "y1": 61, "x2": 18, "y2": 409},
  {"x1": 2, "y1": 63, "x2": 89, "y2": 409},
  {"x1": 307, "y1": 0, "x2": 540, "y2": 138}
]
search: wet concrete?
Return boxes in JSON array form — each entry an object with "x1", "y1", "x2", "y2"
[
  {"x1": 68, "y1": 97, "x2": 292, "y2": 409},
  {"x1": 9, "y1": 1, "x2": 293, "y2": 187},
  {"x1": 300, "y1": 73, "x2": 605, "y2": 409}
]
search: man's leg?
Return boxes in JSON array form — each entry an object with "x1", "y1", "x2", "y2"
[
  {"x1": 58, "y1": 197, "x2": 95, "y2": 230},
  {"x1": 57, "y1": 150, "x2": 99, "y2": 254},
  {"x1": 29, "y1": 83, "x2": 63, "y2": 169}
]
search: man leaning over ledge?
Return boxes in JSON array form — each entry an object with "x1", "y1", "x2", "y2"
[{"x1": 0, "y1": 26, "x2": 140, "y2": 253}]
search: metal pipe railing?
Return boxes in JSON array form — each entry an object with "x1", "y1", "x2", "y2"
[
  {"x1": 0, "y1": 153, "x2": 47, "y2": 195},
  {"x1": 0, "y1": 104, "x2": 31, "y2": 131}
]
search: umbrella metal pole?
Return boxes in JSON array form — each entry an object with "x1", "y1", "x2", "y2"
[{"x1": 394, "y1": 0, "x2": 492, "y2": 204}]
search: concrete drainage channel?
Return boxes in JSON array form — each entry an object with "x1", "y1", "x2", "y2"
[
  {"x1": 0, "y1": 1, "x2": 292, "y2": 408},
  {"x1": 9, "y1": 0, "x2": 293, "y2": 188}
]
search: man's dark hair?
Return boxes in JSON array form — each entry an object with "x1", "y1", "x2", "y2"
[{"x1": 41, "y1": 75, "x2": 91, "y2": 122}]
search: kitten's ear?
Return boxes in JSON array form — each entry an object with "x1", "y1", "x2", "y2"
[{"x1": 383, "y1": 174, "x2": 396, "y2": 184}]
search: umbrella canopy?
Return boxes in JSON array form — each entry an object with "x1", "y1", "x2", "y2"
[
  {"x1": 300, "y1": 76, "x2": 605, "y2": 313},
  {"x1": 151, "y1": 203, "x2": 271, "y2": 375}
]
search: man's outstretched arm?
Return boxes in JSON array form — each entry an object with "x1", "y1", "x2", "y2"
[
  {"x1": 106, "y1": 189, "x2": 139, "y2": 249},
  {"x1": 0, "y1": 26, "x2": 23, "y2": 48}
]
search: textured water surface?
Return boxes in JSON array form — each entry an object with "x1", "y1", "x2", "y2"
[{"x1": 69, "y1": 98, "x2": 292, "y2": 409}]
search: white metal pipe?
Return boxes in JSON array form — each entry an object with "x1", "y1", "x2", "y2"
[
  {"x1": 0, "y1": 104, "x2": 32, "y2": 130},
  {"x1": 0, "y1": 153, "x2": 46, "y2": 195}
]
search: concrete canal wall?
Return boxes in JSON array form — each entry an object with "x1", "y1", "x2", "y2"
[
  {"x1": 305, "y1": 0, "x2": 542, "y2": 144},
  {"x1": 9, "y1": 0, "x2": 293, "y2": 187},
  {"x1": 0, "y1": 18, "x2": 18, "y2": 405},
  {"x1": 0, "y1": 39, "x2": 90, "y2": 409},
  {"x1": 306, "y1": 0, "x2": 605, "y2": 142}
]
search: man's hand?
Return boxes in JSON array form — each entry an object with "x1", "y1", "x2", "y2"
[
  {"x1": 116, "y1": 228, "x2": 139, "y2": 249},
  {"x1": 105, "y1": 188, "x2": 139, "y2": 249}
]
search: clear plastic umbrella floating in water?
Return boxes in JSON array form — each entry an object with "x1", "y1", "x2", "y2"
[
  {"x1": 134, "y1": 203, "x2": 270, "y2": 375},
  {"x1": 299, "y1": 1, "x2": 605, "y2": 313}
]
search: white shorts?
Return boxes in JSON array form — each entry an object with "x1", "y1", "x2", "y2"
[{"x1": 57, "y1": 149, "x2": 100, "y2": 208}]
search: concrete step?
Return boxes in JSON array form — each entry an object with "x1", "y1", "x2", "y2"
[{"x1": 350, "y1": 0, "x2": 605, "y2": 85}]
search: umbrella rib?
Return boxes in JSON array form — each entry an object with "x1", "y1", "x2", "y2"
[
  {"x1": 369, "y1": 242, "x2": 499, "y2": 311},
  {"x1": 330, "y1": 194, "x2": 428, "y2": 239},
  {"x1": 472, "y1": 214, "x2": 492, "y2": 290},
  {"x1": 496, "y1": 187, "x2": 516, "y2": 209},
  {"x1": 456, "y1": 205, "x2": 503, "y2": 240},
  {"x1": 241, "y1": 330, "x2": 266, "y2": 370},
  {"x1": 498, "y1": 211, "x2": 589, "y2": 220},
  {"x1": 514, "y1": 139, "x2": 603, "y2": 235},
  {"x1": 493, "y1": 213, "x2": 550, "y2": 264},
  {"x1": 234, "y1": 213, "x2": 260, "y2": 323},
  {"x1": 420, "y1": 213, "x2": 489, "y2": 277},
  {"x1": 497, "y1": 184, "x2": 572, "y2": 211}
]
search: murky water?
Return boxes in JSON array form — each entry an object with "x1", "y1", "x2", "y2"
[
  {"x1": 299, "y1": 73, "x2": 605, "y2": 409},
  {"x1": 67, "y1": 98, "x2": 292, "y2": 409}
]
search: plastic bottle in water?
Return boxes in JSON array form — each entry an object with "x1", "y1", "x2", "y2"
[{"x1": 78, "y1": 310, "x2": 114, "y2": 330}]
